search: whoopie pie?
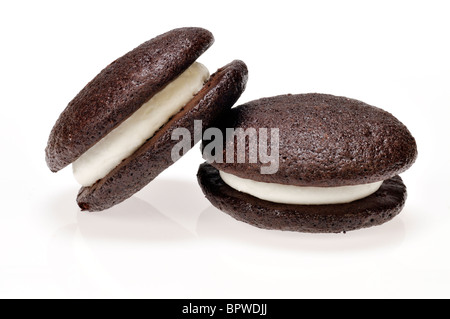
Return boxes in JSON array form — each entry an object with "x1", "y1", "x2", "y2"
[
  {"x1": 46, "y1": 27, "x2": 248, "y2": 211},
  {"x1": 198, "y1": 93, "x2": 417, "y2": 233}
]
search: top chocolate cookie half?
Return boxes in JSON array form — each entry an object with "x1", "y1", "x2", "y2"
[
  {"x1": 209, "y1": 93, "x2": 418, "y2": 187},
  {"x1": 46, "y1": 27, "x2": 214, "y2": 172}
]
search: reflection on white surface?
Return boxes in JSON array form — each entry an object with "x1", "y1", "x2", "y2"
[
  {"x1": 193, "y1": 206, "x2": 409, "y2": 297},
  {"x1": 40, "y1": 179, "x2": 443, "y2": 298},
  {"x1": 76, "y1": 196, "x2": 194, "y2": 242},
  {"x1": 196, "y1": 206, "x2": 406, "y2": 252},
  {"x1": 44, "y1": 179, "x2": 213, "y2": 298},
  {"x1": 134, "y1": 179, "x2": 212, "y2": 232},
  {"x1": 47, "y1": 192, "x2": 198, "y2": 298}
]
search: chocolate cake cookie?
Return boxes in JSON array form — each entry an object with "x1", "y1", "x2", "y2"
[
  {"x1": 198, "y1": 93, "x2": 417, "y2": 233},
  {"x1": 46, "y1": 28, "x2": 248, "y2": 211},
  {"x1": 46, "y1": 28, "x2": 214, "y2": 172},
  {"x1": 78, "y1": 61, "x2": 247, "y2": 211}
]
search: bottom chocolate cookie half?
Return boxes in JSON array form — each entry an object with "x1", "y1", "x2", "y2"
[
  {"x1": 197, "y1": 163, "x2": 407, "y2": 233},
  {"x1": 77, "y1": 61, "x2": 247, "y2": 212}
]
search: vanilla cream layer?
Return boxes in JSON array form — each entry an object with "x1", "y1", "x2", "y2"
[
  {"x1": 73, "y1": 62, "x2": 210, "y2": 186},
  {"x1": 219, "y1": 170, "x2": 383, "y2": 205}
]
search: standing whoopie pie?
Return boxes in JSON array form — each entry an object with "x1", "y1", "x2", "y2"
[
  {"x1": 198, "y1": 93, "x2": 418, "y2": 233},
  {"x1": 46, "y1": 27, "x2": 248, "y2": 211}
]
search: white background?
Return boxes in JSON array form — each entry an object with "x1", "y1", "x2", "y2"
[{"x1": 1, "y1": 0, "x2": 449, "y2": 299}]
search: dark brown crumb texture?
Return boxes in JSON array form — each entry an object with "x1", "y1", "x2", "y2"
[
  {"x1": 197, "y1": 163, "x2": 407, "y2": 233},
  {"x1": 206, "y1": 93, "x2": 418, "y2": 187},
  {"x1": 46, "y1": 27, "x2": 214, "y2": 172},
  {"x1": 77, "y1": 61, "x2": 248, "y2": 212}
]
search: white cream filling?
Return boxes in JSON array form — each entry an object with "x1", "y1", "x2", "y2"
[
  {"x1": 73, "y1": 62, "x2": 210, "y2": 186},
  {"x1": 219, "y1": 170, "x2": 383, "y2": 205}
]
